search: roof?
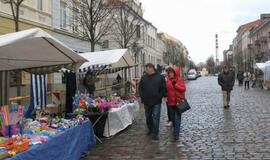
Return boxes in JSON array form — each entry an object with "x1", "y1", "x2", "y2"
[
  {"x1": 0, "y1": 28, "x2": 86, "y2": 73},
  {"x1": 250, "y1": 18, "x2": 270, "y2": 36},
  {"x1": 237, "y1": 19, "x2": 262, "y2": 33}
]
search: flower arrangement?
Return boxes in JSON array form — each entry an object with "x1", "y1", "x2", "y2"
[{"x1": 72, "y1": 91, "x2": 111, "y2": 114}]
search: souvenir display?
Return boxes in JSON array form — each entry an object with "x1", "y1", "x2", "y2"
[{"x1": 0, "y1": 110, "x2": 87, "y2": 158}]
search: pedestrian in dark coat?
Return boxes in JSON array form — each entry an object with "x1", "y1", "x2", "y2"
[
  {"x1": 237, "y1": 70, "x2": 244, "y2": 86},
  {"x1": 218, "y1": 65, "x2": 235, "y2": 109},
  {"x1": 139, "y1": 63, "x2": 166, "y2": 140}
]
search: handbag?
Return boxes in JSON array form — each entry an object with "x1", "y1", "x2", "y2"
[
  {"x1": 173, "y1": 85, "x2": 190, "y2": 113},
  {"x1": 176, "y1": 99, "x2": 190, "y2": 113}
]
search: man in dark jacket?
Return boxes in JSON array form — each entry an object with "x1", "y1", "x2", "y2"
[
  {"x1": 218, "y1": 65, "x2": 235, "y2": 109},
  {"x1": 139, "y1": 63, "x2": 166, "y2": 140}
]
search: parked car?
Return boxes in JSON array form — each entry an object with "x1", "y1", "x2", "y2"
[{"x1": 188, "y1": 69, "x2": 197, "y2": 80}]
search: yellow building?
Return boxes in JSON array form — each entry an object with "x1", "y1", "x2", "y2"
[{"x1": 0, "y1": 0, "x2": 52, "y2": 34}]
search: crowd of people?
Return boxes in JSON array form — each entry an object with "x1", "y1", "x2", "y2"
[
  {"x1": 138, "y1": 63, "x2": 262, "y2": 142},
  {"x1": 236, "y1": 70, "x2": 257, "y2": 89},
  {"x1": 82, "y1": 62, "x2": 260, "y2": 142}
]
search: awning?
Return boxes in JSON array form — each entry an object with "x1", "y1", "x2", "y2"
[
  {"x1": 0, "y1": 28, "x2": 86, "y2": 73},
  {"x1": 78, "y1": 49, "x2": 135, "y2": 71},
  {"x1": 256, "y1": 60, "x2": 270, "y2": 81}
]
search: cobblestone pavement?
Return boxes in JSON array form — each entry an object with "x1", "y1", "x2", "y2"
[{"x1": 84, "y1": 76, "x2": 270, "y2": 160}]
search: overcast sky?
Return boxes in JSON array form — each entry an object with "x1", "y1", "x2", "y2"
[{"x1": 140, "y1": 0, "x2": 270, "y2": 64}]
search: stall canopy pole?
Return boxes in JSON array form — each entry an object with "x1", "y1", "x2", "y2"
[
  {"x1": 0, "y1": 72, "x2": 3, "y2": 105},
  {"x1": 0, "y1": 71, "x2": 10, "y2": 105},
  {"x1": 124, "y1": 68, "x2": 127, "y2": 96}
]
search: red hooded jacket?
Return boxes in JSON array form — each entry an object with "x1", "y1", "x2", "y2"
[{"x1": 166, "y1": 66, "x2": 186, "y2": 107}]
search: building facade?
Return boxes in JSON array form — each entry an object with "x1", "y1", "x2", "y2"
[
  {"x1": 232, "y1": 19, "x2": 262, "y2": 71},
  {"x1": 249, "y1": 18, "x2": 270, "y2": 64},
  {"x1": 223, "y1": 45, "x2": 233, "y2": 68}
]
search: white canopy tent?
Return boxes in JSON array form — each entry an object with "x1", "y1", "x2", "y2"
[
  {"x1": 0, "y1": 28, "x2": 87, "y2": 105},
  {"x1": 0, "y1": 28, "x2": 86, "y2": 73},
  {"x1": 79, "y1": 49, "x2": 135, "y2": 71},
  {"x1": 256, "y1": 60, "x2": 270, "y2": 81}
]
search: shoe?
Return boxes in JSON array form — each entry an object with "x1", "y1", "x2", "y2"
[
  {"x1": 174, "y1": 136, "x2": 179, "y2": 141},
  {"x1": 166, "y1": 121, "x2": 173, "y2": 127},
  {"x1": 224, "y1": 106, "x2": 228, "y2": 109},
  {"x1": 152, "y1": 135, "x2": 159, "y2": 141},
  {"x1": 227, "y1": 105, "x2": 230, "y2": 108}
]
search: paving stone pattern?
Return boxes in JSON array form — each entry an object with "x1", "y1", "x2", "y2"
[{"x1": 84, "y1": 77, "x2": 270, "y2": 160}]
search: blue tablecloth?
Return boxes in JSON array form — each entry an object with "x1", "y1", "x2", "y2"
[{"x1": 8, "y1": 120, "x2": 96, "y2": 160}]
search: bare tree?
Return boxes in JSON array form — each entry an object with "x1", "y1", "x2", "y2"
[
  {"x1": 1, "y1": 0, "x2": 25, "y2": 32},
  {"x1": 68, "y1": 0, "x2": 115, "y2": 52},
  {"x1": 206, "y1": 55, "x2": 215, "y2": 74},
  {"x1": 109, "y1": 1, "x2": 143, "y2": 49},
  {"x1": 163, "y1": 38, "x2": 186, "y2": 67}
]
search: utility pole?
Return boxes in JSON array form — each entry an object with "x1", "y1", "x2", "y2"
[{"x1": 215, "y1": 34, "x2": 219, "y2": 66}]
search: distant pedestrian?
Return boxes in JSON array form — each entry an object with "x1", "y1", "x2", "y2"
[
  {"x1": 166, "y1": 66, "x2": 186, "y2": 141},
  {"x1": 237, "y1": 70, "x2": 244, "y2": 86},
  {"x1": 139, "y1": 63, "x2": 166, "y2": 140},
  {"x1": 218, "y1": 65, "x2": 235, "y2": 109},
  {"x1": 244, "y1": 71, "x2": 251, "y2": 89},
  {"x1": 251, "y1": 72, "x2": 256, "y2": 88}
]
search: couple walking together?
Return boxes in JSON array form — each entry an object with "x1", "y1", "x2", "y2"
[{"x1": 139, "y1": 63, "x2": 186, "y2": 141}]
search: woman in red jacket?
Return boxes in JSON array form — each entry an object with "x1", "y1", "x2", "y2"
[{"x1": 166, "y1": 66, "x2": 186, "y2": 141}]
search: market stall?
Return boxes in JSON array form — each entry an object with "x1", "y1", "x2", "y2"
[
  {"x1": 256, "y1": 61, "x2": 270, "y2": 89},
  {"x1": 0, "y1": 28, "x2": 96, "y2": 159},
  {"x1": 7, "y1": 120, "x2": 95, "y2": 160},
  {"x1": 71, "y1": 49, "x2": 140, "y2": 139}
]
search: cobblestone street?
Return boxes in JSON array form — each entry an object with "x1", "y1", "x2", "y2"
[{"x1": 85, "y1": 76, "x2": 270, "y2": 160}]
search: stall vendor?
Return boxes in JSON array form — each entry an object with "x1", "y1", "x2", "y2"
[{"x1": 83, "y1": 71, "x2": 96, "y2": 97}]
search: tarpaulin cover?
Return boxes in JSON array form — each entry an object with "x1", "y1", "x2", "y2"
[
  {"x1": 103, "y1": 102, "x2": 140, "y2": 137},
  {"x1": 8, "y1": 120, "x2": 96, "y2": 160}
]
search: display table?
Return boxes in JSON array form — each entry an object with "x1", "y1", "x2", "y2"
[
  {"x1": 103, "y1": 101, "x2": 139, "y2": 137},
  {"x1": 8, "y1": 120, "x2": 96, "y2": 160}
]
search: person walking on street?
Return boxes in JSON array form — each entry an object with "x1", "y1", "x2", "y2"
[
  {"x1": 244, "y1": 71, "x2": 251, "y2": 89},
  {"x1": 218, "y1": 65, "x2": 235, "y2": 109},
  {"x1": 166, "y1": 66, "x2": 186, "y2": 141},
  {"x1": 237, "y1": 70, "x2": 244, "y2": 86},
  {"x1": 251, "y1": 72, "x2": 256, "y2": 88},
  {"x1": 139, "y1": 63, "x2": 166, "y2": 140},
  {"x1": 164, "y1": 68, "x2": 172, "y2": 127}
]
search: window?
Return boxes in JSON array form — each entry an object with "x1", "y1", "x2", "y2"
[
  {"x1": 60, "y1": 2, "x2": 67, "y2": 29},
  {"x1": 102, "y1": 40, "x2": 109, "y2": 49},
  {"x1": 148, "y1": 35, "x2": 150, "y2": 45},
  {"x1": 136, "y1": 25, "x2": 141, "y2": 38},
  {"x1": 37, "y1": 0, "x2": 43, "y2": 10},
  {"x1": 142, "y1": 27, "x2": 145, "y2": 41},
  {"x1": 10, "y1": 71, "x2": 21, "y2": 87},
  {"x1": 72, "y1": 8, "x2": 78, "y2": 32}
]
